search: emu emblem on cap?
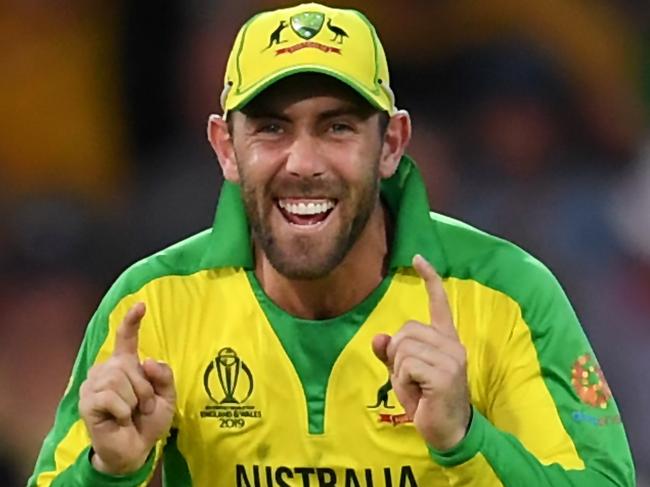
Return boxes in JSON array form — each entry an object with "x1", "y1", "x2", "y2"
[{"x1": 290, "y1": 12, "x2": 325, "y2": 39}]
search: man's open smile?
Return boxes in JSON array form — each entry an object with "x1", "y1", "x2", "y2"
[{"x1": 276, "y1": 197, "x2": 338, "y2": 227}]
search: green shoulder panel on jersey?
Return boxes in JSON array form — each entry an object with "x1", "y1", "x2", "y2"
[
  {"x1": 427, "y1": 211, "x2": 636, "y2": 486},
  {"x1": 28, "y1": 229, "x2": 213, "y2": 486}
]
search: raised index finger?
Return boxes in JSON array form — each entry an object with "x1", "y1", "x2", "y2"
[
  {"x1": 113, "y1": 302, "x2": 146, "y2": 356},
  {"x1": 412, "y1": 254, "x2": 457, "y2": 338}
]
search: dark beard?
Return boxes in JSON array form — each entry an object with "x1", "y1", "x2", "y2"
[{"x1": 240, "y1": 165, "x2": 380, "y2": 280}]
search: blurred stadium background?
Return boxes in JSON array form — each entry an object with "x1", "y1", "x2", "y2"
[{"x1": 1, "y1": 0, "x2": 649, "y2": 485}]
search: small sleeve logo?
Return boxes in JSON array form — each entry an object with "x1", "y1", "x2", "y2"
[{"x1": 571, "y1": 353, "x2": 612, "y2": 409}]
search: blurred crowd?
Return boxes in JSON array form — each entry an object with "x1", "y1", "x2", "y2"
[{"x1": 1, "y1": 0, "x2": 649, "y2": 485}]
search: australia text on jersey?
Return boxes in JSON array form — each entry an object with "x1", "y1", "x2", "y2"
[{"x1": 236, "y1": 464, "x2": 418, "y2": 487}]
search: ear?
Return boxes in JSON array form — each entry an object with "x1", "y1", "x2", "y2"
[
  {"x1": 378, "y1": 110, "x2": 412, "y2": 179},
  {"x1": 207, "y1": 114, "x2": 240, "y2": 183}
]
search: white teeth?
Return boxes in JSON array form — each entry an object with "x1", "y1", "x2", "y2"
[{"x1": 278, "y1": 199, "x2": 335, "y2": 215}]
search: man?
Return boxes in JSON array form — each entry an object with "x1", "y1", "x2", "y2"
[{"x1": 29, "y1": 3, "x2": 635, "y2": 486}]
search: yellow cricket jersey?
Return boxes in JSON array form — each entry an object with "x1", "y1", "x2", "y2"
[{"x1": 29, "y1": 156, "x2": 635, "y2": 486}]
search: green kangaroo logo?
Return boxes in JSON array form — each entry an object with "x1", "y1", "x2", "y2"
[{"x1": 367, "y1": 377, "x2": 394, "y2": 409}]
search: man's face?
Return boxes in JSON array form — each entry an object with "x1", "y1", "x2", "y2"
[{"x1": 228, "y1": 74, "x2": 387, "y2": 279}]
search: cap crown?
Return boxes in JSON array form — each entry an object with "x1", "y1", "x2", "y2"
[{"x1": 221, "y1": 3, "x2": 394, "y2": 115}]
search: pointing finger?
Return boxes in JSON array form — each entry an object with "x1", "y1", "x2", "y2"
[
  {"x1": 412, "y1": 254, "x2": 457, "y2": 337},
  {"x1": 113, "y1": 302, "x2": 146, "y2": 357}
]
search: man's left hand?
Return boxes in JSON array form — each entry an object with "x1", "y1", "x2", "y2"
[{"x1": 372, "y1": 254, "x2": 471, "y2": 451}]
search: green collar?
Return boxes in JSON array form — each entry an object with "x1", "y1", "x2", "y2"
[{"x1": 200, "y1": 155, "x2": 447, "y2": 273}]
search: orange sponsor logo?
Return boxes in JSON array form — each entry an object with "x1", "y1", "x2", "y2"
[{"x1": 571, "y1": 353, "x2": 612, "y2": 409}]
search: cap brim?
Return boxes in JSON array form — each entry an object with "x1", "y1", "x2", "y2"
[{"x1": 224, "y1": 65, "x2": 394, "y2": 116}]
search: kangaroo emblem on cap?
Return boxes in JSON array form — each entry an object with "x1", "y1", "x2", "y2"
[{"x1": 263, "y1": 20, "x2": 288, "y2": 51}]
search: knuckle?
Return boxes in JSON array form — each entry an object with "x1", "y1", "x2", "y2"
[
  {"x1": 102, "y1": 371, "x2": 132, "y2": 396},
  {"x1": 405, "y1": 337, "x2": 431, "y2": 356},
  {"x1": 135, "y1": 379, "x2": 155, "y2": 398},
  {"x1": 400, "y1": 338, "x2": 419, "y2": 356},
  {"x1": 94, "y1": 389, "x2": 111, "y2": 404},
  {"x1": 100, "y1": 358, "x2": 121, "y2": 375},
  {"x1": 415, "y1": 341, "x2": 432, "y2": 356},
  {"x1": 403, "y1": 320, "x2": 423, "y2": 333},
  {"x1": 86, "y1": 364, "x2": 103, "y2": 380},
  {"x1": 104, "y1": 373, "x2": 122, "y2": 391},
  {"x1": 401, "y1": 356, "x2": 417, "y2": 371},
  {"x1": 116, "y1": 402, "x2": 132, "y2": 418},
  {"x1": 401, "y1": 336, "x2": 417, "y2": 347}
]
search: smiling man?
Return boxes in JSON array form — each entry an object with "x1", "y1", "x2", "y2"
[
  {"x1": 29, "y1": 3, "x2": 635, "y2": 487},
  {"x1": 228, "y1": 75, "x2": 389, "y2": 280},
  {"x1": 216, "y1": 73, "x2": 403, "y2": 318}
]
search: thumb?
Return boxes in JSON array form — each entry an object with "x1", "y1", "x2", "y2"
[
  {"x1": 142, "y1": 359, "x2": 176, "y2": 404},
  {"x1": 371, "y1": 333, "x2": 391, "y2": 365}
]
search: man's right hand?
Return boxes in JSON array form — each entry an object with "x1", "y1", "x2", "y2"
[{"x1": 78, "y1": 302, "x2": 176, "y2": 475}]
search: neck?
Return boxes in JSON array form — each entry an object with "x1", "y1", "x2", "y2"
[{"x1": 254, "y1": 203, "x2": 391, "y2": 320}]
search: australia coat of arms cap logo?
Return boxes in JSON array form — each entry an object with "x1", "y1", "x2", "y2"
[{"x1": 290, "y1": 12, "x2": 325, "y2": 39}]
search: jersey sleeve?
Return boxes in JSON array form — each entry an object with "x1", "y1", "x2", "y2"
[
  {"x1": 27, "y1": 269, "x2": 167, "y2": 487},
  {"x1": 428, "y1": 258, "x2": 636, "y2": 486}
]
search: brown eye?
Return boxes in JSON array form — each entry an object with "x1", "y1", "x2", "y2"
[
  {"x1": 258, "y1": 123, "x2": 283, "y2": 134},
  {"x1": 330, "y1": 122, "x2": 353, "y2": 133},
  {"x1": 255, "y1": 122, "x2": 284, "y2": 136}
]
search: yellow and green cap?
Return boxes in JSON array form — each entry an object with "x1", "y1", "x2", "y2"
[{"x1": 221, "y1": 3, "x2": 395, "y2": 116}]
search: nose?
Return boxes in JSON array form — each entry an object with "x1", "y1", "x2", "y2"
[{"x1": 284, "y1": 133, "x2": 326, "y2": 178}]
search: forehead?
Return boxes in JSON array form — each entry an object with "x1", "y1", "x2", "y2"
[{"x1": 238, "y1": 73, "x2": 377, "y2": 117}]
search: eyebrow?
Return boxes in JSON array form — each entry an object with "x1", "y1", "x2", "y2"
[
  {"x1": 243, "y1": 104, "x2": 374, "y2": 123},
  {"x1": 242, "y1": 110, "x2": 292, "y2": 122},
  {"x1": 316, "y1": 106, "x2": 374, "y2": 122}
]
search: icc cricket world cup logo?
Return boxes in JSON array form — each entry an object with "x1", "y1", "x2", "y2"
[{"x1": 203, "y1": 347, "x2": 254, "y2": 404}]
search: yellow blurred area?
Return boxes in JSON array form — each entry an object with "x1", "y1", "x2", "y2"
[{"x1": 0, "y1": 3, "x2": 125, "y2": 201}]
